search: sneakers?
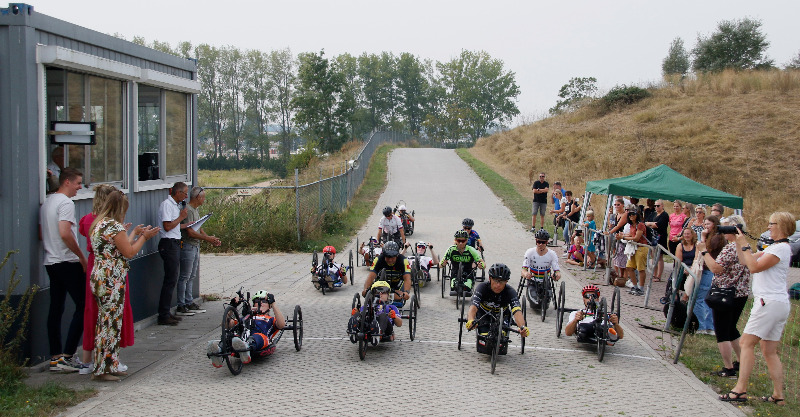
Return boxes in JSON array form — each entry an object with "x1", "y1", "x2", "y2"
[
  {"x1": 232, "y1": 337, "x2": 251, "y2": 364},
  {"x1": 187, "y1": 303, "x2": 206, "y2": 313},
  {"x1": 697, "y1": 329, "x2": 716, "y2": 336},
  {"x1": 158, "y1": 316, "x2": 179, "y2": 326},
  {"x1": 207, "y1": 340, "x2": 224, "y2": 368},
  {"x1": 51, "y1": 356, "x2": 81, "y2": 372},
  {"x1": 625, "y1": 280, "x2": 634, "y2": 288},
  {"x1": 175, "y1": 305, "x2": 195, "y2": 316},
  {"x1": 633, "y1": 287, "x2": 644, "y2": 296},
  {"x1": 333, "y1": 280, "x2": 343, "y2": 287},
  {"x1": 79, "y1": 362, "x2": 93, "y2": 375}
]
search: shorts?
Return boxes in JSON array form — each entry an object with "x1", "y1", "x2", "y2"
[
  {"x1": 532, "y1": 201, "x2": 547, "y2": 216},
  {"x1": 586, "y1": 243, "x2": 596, "y2": 253},
  {"x1": 742, "y1": 298, "x2": 790, "y2": 341},
  {"x1": 626, "y1": 246, "x2": 648, "y2": 271}
]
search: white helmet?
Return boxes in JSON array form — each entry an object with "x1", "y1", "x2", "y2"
[{"x1": 398, "y1": 204, "x2": 407, "y2": 211}]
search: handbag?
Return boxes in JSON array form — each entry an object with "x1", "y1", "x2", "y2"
[{"x1": 705, "y1": 285, "x2": 736, "y2": 309}]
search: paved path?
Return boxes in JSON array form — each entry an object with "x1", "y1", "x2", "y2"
[{"x1": 54, "y1": 148, "x2": 741, "y2": 417}]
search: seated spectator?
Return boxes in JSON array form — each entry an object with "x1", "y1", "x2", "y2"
[{"x1": 565, "y1": 234, "x2": 585, "y2": 266}]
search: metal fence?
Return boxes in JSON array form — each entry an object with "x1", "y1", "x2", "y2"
[{"x1": 201, "y1": 131, "x2": 412, "y2": 249}]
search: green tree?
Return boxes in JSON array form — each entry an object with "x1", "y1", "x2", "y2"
[
  {"x1": 196, "y1": 44, "x2": 224, "y2": 159},
  {"x1": 267, "y1": 48, "x2": 296, "y2": 161},
  {"x1": 292, "y1": 50, "x2": 347, "y2": 153},
  {"x1": 219, "y1": 46, "x2": 246, "y2": 159},
  {"x1": 549, "y1": 76, "x2": 597, "y2": 115},
  {"x1": 396, "y1": 53, "x2": 429, "y2": 135},
  {"x1": 662, "y1": 37, "x2": 690, "y2": 76},
  {"x1": 358, "y1": 52, "x2": 397, "y2": 130},
  {"x1": 692, "y1": 18, "x2": 774, "y2": 72},
  {"x1": 785, "y1": 50, "x2": 800, "y2": 69},
  {"x1": 243, "y1": 50, "x2": 273, "y2": 161}
]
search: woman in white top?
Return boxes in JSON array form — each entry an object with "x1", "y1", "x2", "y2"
[{"x1": 720, "y1": 212, "x2": 795, "y2": 405}]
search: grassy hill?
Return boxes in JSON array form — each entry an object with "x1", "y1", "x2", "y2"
[{"x1": 469, "y1": 69, "x2": 800, "y2": 233}]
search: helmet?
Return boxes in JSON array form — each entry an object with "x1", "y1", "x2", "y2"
[
  {"x1": 462, "y1": 218, "x2": 474, "y2": 228},
  {"x1": 415, "y1": 241, "x2": 427, "y2": 254},
  {"x1": 371, "y1": 280, "x2": 391, "y2": 293},
  {"x1": 383, "y1": 241, "x2": 400, "y2": 257},
  {"x1": 534, "y1": 229, "x2": 550, "y2": 242},
  {"x1": 488, "y1": 263, "x2": 511, "y2": 281},
  {"x1": 251, "y1": 290, "x2": 268, "y2": 303},
  {"x1": 398, "y1": 204, "x2": 406, "y2": 211},
  {"x1": 382, "y1": 206, "x2": 393, "y2": 216},
  {"x1": 582, "y1": 285, "x2": 600, "y2": 297},
  {"x1": 369, "y1": 237, "x2": 379, "y2": 244},
  {"x1": 454, "y1": 230, "x2": 469, "y2": 240},
  {"x1": 323, "y1": 245, "x2": 336, "y2": 254}
]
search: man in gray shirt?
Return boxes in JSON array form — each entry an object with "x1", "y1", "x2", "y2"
[{"x1": 177, "y1": 187, "x2": 221, "y2": 315}]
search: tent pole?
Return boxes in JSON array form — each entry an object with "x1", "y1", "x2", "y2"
[{"x1": 603, "y1": 195, "x2": 613, "y2": 285}]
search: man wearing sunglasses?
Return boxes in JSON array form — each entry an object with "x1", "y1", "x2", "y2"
[
  {"x1": 522, "y1": 229, "x2": 561, "y2": 305},
  {"x1": 565, "y1": 285, "x2": 624, "y2": 344},
  {"x1": 440, "y1": 230, "x2": 486, "y2": 296},
  {"x1": 531, "y1": 172, "x2": 549, "y2": 232}
]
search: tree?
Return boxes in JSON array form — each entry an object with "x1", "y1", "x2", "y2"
[
  {"x1": 692, "y1": 18, "x2": 774, "y2": 72},
  {"x1": 662, "y1": 37, "x2": 690, "y2": 76},
  {"x1": 549, "y1": 77, "x2": 597, "y2": 115},
  {"x1": 358, "y1": 52, "x2": 396, "y2": 130},
  {"x1": 196, "y1": 44, "x2": 224, "y2": 159},
  {"x1": 292, "y1": 50, "x2": 347, "y2": 153},
  {"x1": 219, "y1": 46, "x2": 246, "y2": 159},
  {"x1": 243, "y1": 50, "x2": 273, "y2": 161},
  {"x1": 785, "y1": 50, "x2": 800, "y2": 70},
  {"x1": 267, "y1": 48, "x2": 296, "y2": 160},
  {"x1": 396, "y1": 53, "x2": 429, "y2": 135}
]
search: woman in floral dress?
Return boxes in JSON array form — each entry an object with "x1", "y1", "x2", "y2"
[{"x1": 89, "y1": 191, "x2": 159, "y2": 381}]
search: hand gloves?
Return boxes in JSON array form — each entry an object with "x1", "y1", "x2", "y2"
[
  {"x1": 466, "y1": 319, "x2": 475, "y2": 330},
  {"x1": 352, "y1": 308, "x2": 358, "y2": 316},
  {"x1": 520, "y1": 326, "x2": 530, "y2": 337},
  {"x1": 388, "y1": 310, "x2": 397, "y2": 319}
]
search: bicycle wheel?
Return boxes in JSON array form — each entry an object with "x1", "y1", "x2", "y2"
[
  {"x1": 457, "y1": 289, "x2": 467, "y2": 350},
  {"x1": 597, "y1": 297, "x2": 608, "y2": 362},
  {"x1": 611, "y1": 287, "x2": 621, "y2": 318},
  {"x1": 293, "y1": 305, "x2": 303, "y2": 351},
  {"x1": 312, "y1": 251, "x2": 318, "y2": 269},
  {"x1": 349, "y1": 250, "x2": 354, "y2": 285},
  {"x1": 556, "y1": 281, "x2": 566, "y2": 338},
  {"x1": 408, "y1": 297, "x2": 417, "y2": 341},
  {"x1": 491, "y1": 314, "x2": 502, "y2": 374},
  {"x1": 441, "y1": 262, "x2": 447, "y2": 298},
  {"x1": 520, "y1": 299, "x2": 527, "y2": 355},
  {"x1": 550, "y1": 276, "x2": 559, "y2": 311},
  {"x1": 221, "y1": 305, "x2": 243, "y2": 376},
  {"x1": 357, "y1": 309, "x2": 368, "y2": 361},
  {"x1": 541, "y1": 274, "x2": 551, "y2": 322}
]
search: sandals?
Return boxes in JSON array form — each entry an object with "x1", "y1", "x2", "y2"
[
  {"x1": 761, "y1": 396, "x2": 786, "y2": 405},
  {"x1": 719, "y1": 391, "x2": 748, "y2": 402}
]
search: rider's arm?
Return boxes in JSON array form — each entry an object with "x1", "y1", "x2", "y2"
[
  {"x1": 391, "y1": 306, "x2": 403, "y2": 327},
  {"x1": 610, "y1": 314, "x2": 624, "y2": 339},
  {"x1": 512, "y1": 310, "x2": 527, "y2": 335},
  {"x1": 521, "y1": 267, "x2": 532, "y2": 280},
  {"x1": 376, "y1": 227, "x2": 383, "y2": 243},
  {"x1": 429, "y1": 247, "x2": 439, "y2": 265},
  {"x1": 468, "y1": 246, "x2": 485, "y2": 269},
  {"x1": 476, "y1": 238, "x2": 484, "y2": 252},
  {"x1": 272, "y1": 304, "x2": 286, "y2": 329},
  {"x1": 564, "y1": 311, "x2": 583, "y2": 336},
  {"x1": 466, "y1": 304, "x2": 478, "y2": 322}
]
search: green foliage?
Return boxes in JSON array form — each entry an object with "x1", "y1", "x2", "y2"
[
  {"x1": 287, "y1": 142, "x2": 318, "y2": 172},
  {"x1": 692, "y1": 17, "x2": 774, "y2": 72},
  {"x1": 662, "y1": 37, "x2": 690, "y2": 76},
  {"x1": 293, "y1": 50, "x2": 349, "y2": 153},
  {"x1": 785, "y1": 50, "x2": 800, "y2": 70},
  {"x1": 0, "y1": 251, "x2": 37, "y2": 360},
  {"x1": 549, "y1": 77, "x2": 597, "y2": 115},
  {"x1": 601, "y1": 85, "x2": 651, "y2": 109}
]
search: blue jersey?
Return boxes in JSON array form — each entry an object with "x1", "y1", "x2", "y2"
[{"x1": 467, "y1": 230, "x2": 481, "y2": 248}]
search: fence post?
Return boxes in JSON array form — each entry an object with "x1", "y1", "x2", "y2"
[
  {"x1": 318, "y1": 168, "x2": 322, "y2": 215},
  {"x1": 295, "y1": 168, "x2": 300, "y2": 244}
]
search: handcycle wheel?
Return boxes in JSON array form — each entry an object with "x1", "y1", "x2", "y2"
[
  {"x1": 597, "y1": 297, "x2": 608, "y2": 362},
  {"x1": 541, "y1": 274, "x2": 551, "y2": 322},
  {"x1": 520, "y1": 298, "x2": 527, "y2": 355},
  {"x1": 490, "y1": 311, "x2": 503, "y2": 375},
  {"x1": 516, "y1": 276, "x2": 528, "y2": 322},
  {"x1": 411, "y1": 265, "x2": 421, "y2": 308},
  {"x1": 455, "y1": 263, "x2": 465, "y2": 310},
  {"x1": 221, "y1": 305, "x2": 243, "y2": 376},
  {"x1": 550, "y1": 276, "x2": 559, "y2": 311},
  {"x1": 457, "y1": 287, "x2": 467, "y2": 350},
  {"x1": 292, "y1": 305, "x2": 303, "y2": 351},
  {"x1": 436, "y1": 263, "x2": 440, "y2": 282},
  {"x1": 349, "y1": 250, "x2": 354, "y2": 285},
  {"x1": 312, "y1": 251, "x2": 318, "y2": 268},
  {"x1": 440, "y1": 262, "x2": 447, "y2": 298},
  {"x1": 357, "y1": 308, "x2": 368, "y2": 361},
  {"x1": 556, "y1": 281, "x2": 566, "y2": 338},
  {"x1": 611, "y1": 286, "x2": 621, "y2": 318},
  {"x1": 479, "y1": 248, "x2": 486, "y2": 282},
  {"x1": 408, "y1": 296, "x2": 417, "y2": 341},
  {"x1": 356, "y1": 237, "x2": 360, "y2": 264},
  {"x1": 350, "y1": 293, "x2": 361, "y2": 343}
]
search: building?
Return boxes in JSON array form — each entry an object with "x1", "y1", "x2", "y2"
[{"x1": 0, "y1": 3, "x2": 199, "y2": 363}]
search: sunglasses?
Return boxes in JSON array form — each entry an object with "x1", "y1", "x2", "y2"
[
  {"x1": 536, "y1": 240, "x2": 547, "y2": 245},
  {"x1": 654, "y1": 204, "x2": 662, "y2": 207},
  {"x1": 583, "y1": 293, "x2": 598, "y2": 299},
  {"x1": 464, "y1": 227, "x2": 471, "y2": 230},
  {"x1": 456, "y1": 239, "x2": 467, "y2": 243}
]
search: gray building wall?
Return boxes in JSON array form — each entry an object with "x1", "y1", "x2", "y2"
[{"x1": 0, "y1": 3, "x2": 199, "y2": 363}]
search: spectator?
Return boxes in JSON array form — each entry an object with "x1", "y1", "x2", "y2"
[
  {"x1": 674, "y1": 228, "x2": 697, "y2": 291},
  {"x1": 694, "y1": 215, "x2": 723, "y2": 336},
  {"x1": 682, "y1": 203, "x2": 695, "y2": 230},
  {"x1": 721, "y1": 212, "x2": 795, "y2": 405},
  {"x1": 177, "y1": 187, "x2": 221, "y2": 316},
  {"x1": 46, "y1": 146, "x2": 65, "y2": 193},
  {"x1": 551, "y1": 181, "x2": 563, "y2": 208},
  {"x1": 704, "y1": 215, "x2": 750, "y2": 378},
  {"x1": 549, "y1": 189, "x2": 565, "y2": 234},
  {"x1": 89, "y1": 191, "x2": 159, "y2": 381},
  {"x1": 689, "y1": 206, "x2": 706, "y2": 242},
  {"x1": 157, "y1": 182, "x2": 189, "y2": 326},
  {"x1": 582, "y1": 210, "x2": 598, "y2": 268},
  {"x1": 644, "y1": 200, "x2": 669, "y2": 282},
  {"x1": 643, "y1": 199, "x2": 656, "y2": 220},
  {"x1": 607, "y1": 198, "x2": 628, "y2": 280},
  {"x1": 558, "y1": 191, "x2": 580, "y2": 248},
  {"x1": 668, "y1": 200, "x2": 687, "y2": 254},
  {"x1": 565, "y1": 234, "x2": 585, "y2": 266},
  {"x1": 40, "y1": 167, "x2": 87, "y2": 372},
  {"x1": 78, "y1": 184, "x2": 134, "y2": 375},
  {"x1": 531, "y1": 172, "x2": 549, "y2": 231},
  {"x1": 710, "y1": 203, "x2": 724, "y2": 218},
  {"x1": 629, "y1": 197, "x2": 644, "y2": 219},
  {"x1": 617, "y1": 210, "x2": 648, "y2": 296}
]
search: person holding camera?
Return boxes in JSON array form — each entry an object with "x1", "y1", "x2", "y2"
[
  {"x1": 720, "y1": 212, "x2": 795, "y2": 405},
  {"x1": 565, "y1": 285, "x2": 624, "y2": 343},
  {"x1": 697, "y1": 215, "x2": 751, "y2": 377},
  {"x1": 157, "y1": 182, "x2": 189, "y2": 326},
  {"x1": 692, "y1": 215, "x2": 722, "y2": 336}
]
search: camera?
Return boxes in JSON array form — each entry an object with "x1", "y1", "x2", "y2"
[
  {"x1": 717, "y1": 224, "x2": 743, "y2": 234},
  {"x1": 179, "y1": 200, "x2": 187, "y2": 210}
]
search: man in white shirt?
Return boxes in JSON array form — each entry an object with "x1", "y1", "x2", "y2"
[
  {"x1": 40, "y1": 167, "x2": 87, "y2": 372},
  {"x1": 157, "y1": 182, "x2": 188, "y2": 326}
]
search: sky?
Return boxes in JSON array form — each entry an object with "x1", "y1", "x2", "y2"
[{"x1": 26, "y1": 0, "x2": 800, "y2": 125}]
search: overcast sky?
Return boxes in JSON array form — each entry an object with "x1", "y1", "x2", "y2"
[{"x1": 29, "y1": 0, "x2": 800, "y2": 124}]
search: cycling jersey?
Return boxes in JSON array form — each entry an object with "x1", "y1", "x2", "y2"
[
  {"x1": 442, "y1": 245, "x2": 485, "y2": 273},
  {"x1": 378, "y1": 215, "x2": 403, "y2": 236},
  {"x1": 370, "y1": 254, "x2": 411, "y2": 290},
  {"x1": 522, "y1": 247, "x2": 561, "y2": 281},
  {"x1": 467, "y1": 230, "x2": 481, "y2": 248},
  {"x1": 315, "y1": 261, "x2": 345, "y2": 280},
  {"x1": 472, "y1": 282, "x2": 522, "y2": 315},
  {"x1": 408, "y1": 255, "x2": 433, "y2": 271}
]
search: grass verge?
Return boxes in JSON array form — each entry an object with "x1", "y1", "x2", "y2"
[
  {"x1": 0, "y1": 378, "x2": 94, "y2": 417},
  {"x1": 455, "y1": 148, "x2": 530, "y2": 227},
  {"x1": 678, "y1": 298, "x2": 799, "y2": 416}
]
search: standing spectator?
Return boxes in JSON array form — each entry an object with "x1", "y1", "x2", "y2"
[
  {"x1": 689, "y1": 206, "x2": 706, "y2": 242},
  {"x1": 177, "y1": 187, "x2": 221, "y2": 316},
  {"x1": 558, "y1": 191, "x2": 580, "y2": 247},
  {"x1": 644, "y1": 200, "x2": 669, "y2": 282},
  {"x1": 643, "y1": 199, "x2": 656, "y2": 220},
  {"x1": 89, "y1": 191, "x2": 159, "y2": 381},
  {"x1": 157, "y1": 182, "x2": 189, "y2": 326},
  {"x1": 46, "y1": 146, "x2": 65, "y2": 193},
  {"x1": 78, "y1": 184, "x2": 134, "y2": 374},
  {"x1": 531, "y1": 172, "x2": 549, "y2": 231},
  {"x1": 629, "y1": 197, "x2": 644, "y2": 219},
  {"x1": 720, "y1": 212, "x2": 795, "y2": 405},
  {"x1": 694, "y1": 215, "x2": 723, "y2": 335},
  {"x1": 704, "y1": 216, "x2": 750, "y2": 377},
  {"x1": 682, "y1": 203, "x2": 695, "y2": 230},
  {"x1": 668, "y1": 201, "x2": 687, "y2": 254},
  {"x1": 710, "y1": 203, "x2": 724, "y2": 218},
  {"x1": 40, "y1": 167, "x2": 87, "y2": 372},
  {"x1": 582, "y1": 210, "x2": 598, "y2": 268},
  {"x1": 617, "y1": 210, "x2": 648, "y2": 295},
  {"x1": 607, "y1": 198, "x2": 628, "y2": 280},
  {"x1": 675, "y1": 227, "x2": 697, "y2": 291},
  {"x1": 549, "y1": 189, "x2": 565, "y2": 234}
]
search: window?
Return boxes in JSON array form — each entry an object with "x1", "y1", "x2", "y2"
[
  {"x1": 137, "y1": 86, "x2": 190, "y2": 183},
  {"x1": 45, "y1": 68, "x2": 124, "y2": 189}
]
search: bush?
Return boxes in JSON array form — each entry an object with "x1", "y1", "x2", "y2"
[
  {"x1": 601, "y1": 85, "x2": 651, "y2": 109},
  {"x1": 198, "y1": 155, "x2": 287, "y2": 178},
  {"x1": 287, "y1": 145, "x2": 317, "y2": 173}
]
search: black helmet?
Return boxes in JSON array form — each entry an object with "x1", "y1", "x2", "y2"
[
  {"x1": 382, "y1": 206, "x2": 393, "y2": 216},
  {"x1": 534, "y1": 229, "x2": 550, "y2": 241},
  {"x1": 462, "y1": 218, "x2": 474, "y2": 227},
  {"x1": 384, "y1": 241, "x2": 400, "y2": 257},
  {"x1": 454, "y1": 230, "x2": 469, "y2": 240},
  {"x1": 488, "y1": 263, "x2": 511, "y2": 281}
]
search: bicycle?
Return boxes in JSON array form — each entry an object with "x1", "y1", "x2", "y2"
[
  {"x1": 457, "y1": 304, "x2": 526, "y2": 374},
  {"x1": 554, "y1": 282, "x2": 621, "y2": 362}
]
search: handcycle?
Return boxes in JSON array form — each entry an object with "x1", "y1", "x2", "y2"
[
  {"x1": 311, "y1": 249, "x2": 354, "y2": 295},
  {"x1": 356, "y1": 236, "x2": 380, "y2": 267},
  {"x1": 210, "y1": 287, "x2": 303, "y2": 376},
  {"x1": 406, "y1": 249, "x2": 438, "y2": 309},
  {"x1": 554, "y1": 282, "x2": 621, "y2": 362},
  {"x1": 441, "y1": 261, "x2": 478, "y2": 311},
  {"x1": 516, "y1": 270, "x2": 559, "y2": 322},
  {"x1": 457, "y1": 304, "x2": 526, "y2": 374},
  {"x1": 393, "y1": 200, "x2": 415, "y2": 236},
  {"x1": 380, "y1": 231, "x2": 403, "y2": 248},
  {"x1": 347, "y1": 271, "x2": 418, "y2": 360}
]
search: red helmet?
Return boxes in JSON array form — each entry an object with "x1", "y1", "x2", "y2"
[
  {"x1": 323, "y1": 245, "x2": 336, "y2": 254},
  {"x1": 582, "y1": 285, "x2": 600, "y2": 297}
]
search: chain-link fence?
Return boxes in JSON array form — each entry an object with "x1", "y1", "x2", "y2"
[{"x1": 200, "y1": 131, "x2": 412, "y2": 251}]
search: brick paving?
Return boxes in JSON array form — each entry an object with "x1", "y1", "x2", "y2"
[{"x1": 37, "y1": 148, "x2": 744, "y2": 417}]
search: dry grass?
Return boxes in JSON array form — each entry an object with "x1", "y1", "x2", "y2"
[{"x1": 472, "y1": 69, "x2": 800, "y2": 233}]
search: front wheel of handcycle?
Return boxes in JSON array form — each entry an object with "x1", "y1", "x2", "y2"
[
  {"x1": 357, "y1": 309, "x2": 368, "y2": 361},
  {"x1": 541, "y1": 275, "x2": 551, "y2": 322},
  {"x1": 408, "y1": 296, "x2": 417, "y2": 341},
  {"x1": 221, "y1": 305, "x2": 243, "y2": 376},
  {"x1": 520, "y1": 299, "x2": 527, "y2": 355},
  {"x1": 348, "y1": 250, "x2": 354, "y2": 285},
  {"x1": 490, "y1": 314, "x2": 503, "y2": 375},
  {"x1": 597, "y1": 297, "x2": 608, "y2": 362},
  {"x1": 292, "y1": 305, "x2": 303, "y2": 351},
  {"x1": 555, "y1": 281, "x2": 566, "y2": 338},
  {"x1": 458, "y1": 290, "x2": 467, "y2": 350}
]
